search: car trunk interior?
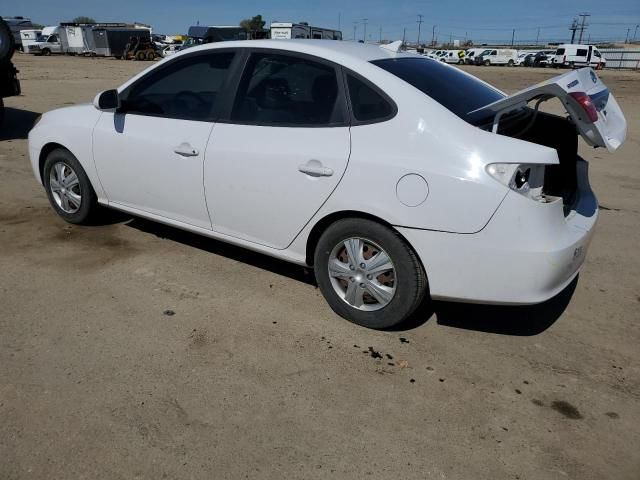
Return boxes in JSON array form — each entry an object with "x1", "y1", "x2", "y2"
[{"x1": 493, "y1": 108, "x2": 580, "y2": 213}]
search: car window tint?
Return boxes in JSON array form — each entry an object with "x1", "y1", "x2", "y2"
[
  {"x1": 576, "y1": 49, "x2": 588, "y2": 57},
  {"x1": 347, "y1": 74, "x2": 393, "y2": 122},
  {"x1": 123, "y1": 51, "x2": 234, "y2": 121},
  {"x1": 372, "y1": 57, "x2": 504, "y2": 125},
  {"x1": 231, "y1": 53, "x2": 344, "y2": 126}
]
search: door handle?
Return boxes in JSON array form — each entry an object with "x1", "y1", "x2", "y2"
[
  {"x1": 298, "y1": 161, "x2": 334, "y2": 177},
  {"x1": 173, "y1": 143, "x2": 199, "y2": 157}
]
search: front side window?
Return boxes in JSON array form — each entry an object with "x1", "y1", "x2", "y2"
[
  {"x1": 231, "y1": 52, "x2": 344, "y2": 126},
  {"x1": 48, "y1": 35, "x2": 58, "y2": 43},
  {"x1": 594, "y1": 50, "x2": 602, "y2": 58},
  {"x1": 372, "y1": 57, "x2": 504, "y2": 125},
  {"x1": 122, "y1": 51, "x2": 235, "y2": 121}
]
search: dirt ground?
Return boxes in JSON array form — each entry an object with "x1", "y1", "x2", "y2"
[{"x1": 1, "y1": 54, "x2": 639, "y2": 480}]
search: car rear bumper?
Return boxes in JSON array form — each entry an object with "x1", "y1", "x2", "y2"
[{"x1": 397, "y1": 159, "x2": 597, "y2": 305}]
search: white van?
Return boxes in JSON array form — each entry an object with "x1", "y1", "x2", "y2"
[
  {"x1": 475, "y1": 49, "x2": 518, "y2": 66},
  {"x1": 441, "y1": 49, "x2": 466, "y2": 64},
  {"x1": 552, "y1": 44, "x2": 606, "y2": 69},
  {"x1": 25, "y1": 26, "x2": 64, "y2": 55},
  {"x1": 475, "y1": 48, "x2": 518, "y2": 67}
]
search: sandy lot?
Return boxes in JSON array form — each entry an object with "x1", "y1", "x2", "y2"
[{"x1": 1, "y1": 54, "x2": 639, "y2": 479}]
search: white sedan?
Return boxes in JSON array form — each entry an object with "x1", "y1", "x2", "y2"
[{"x1": 28, "y1": 40, "x2": 626, "y2": 329}]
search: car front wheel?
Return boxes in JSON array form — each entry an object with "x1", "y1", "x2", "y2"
[
  {"x1": 314, "y1": 219, "x2": 428, "y2": 329},
  {"x1": 43, "y1": 149, "x2": 98, "y2": 224}
]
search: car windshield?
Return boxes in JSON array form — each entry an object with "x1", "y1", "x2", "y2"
[{"x1": 372, "y1": 57, "x2": 504, "y2": 125}]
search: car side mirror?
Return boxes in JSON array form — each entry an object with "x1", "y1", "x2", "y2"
[{"x1": 93, "y1": 89, "x2": 120, "y2": 111}]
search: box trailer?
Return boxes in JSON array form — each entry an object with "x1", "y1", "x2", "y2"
[{"x1": 91, "y1": 28, "x2": 152, "y2": 58}]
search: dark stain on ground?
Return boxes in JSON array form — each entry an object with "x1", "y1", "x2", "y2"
[
  {"x1": 598, "y1": 205, "x2": 621, "y2": 212},
  {"x1": 353, "y1": 344, "x2": 360, "y2": 348},
  {"x1": 188, "y1": 329, "x2": 208, "y2": 348},
  {"x1": 410, "y1": 378, "x2": 415, "y2": 383},
  {"x1": 386, "y1": 353, "x2": 394, "y2": 360},
  {"x1": 439, "y1": 378, "x2": 445, "y2": 382},
  {"x1": 399, "y1": 337, "x2": 410, "y2": 344},
  {"x1": 368, "y1": 347, "x2": 382, "y2": 359},
  {"x1": 532, "y1": 399, "x2": 544, "y2": 406},
  {"x1": 515, "y1": 389, "x2": 522, "y2": 394},
  {"x1": 551, "y1": 400, "x2": 583, "y2": 419},
  {"x1": 605, "y1": 412, "x2": 620, "y2": 419},
  {"x1": 163, "y1": 310, "x2": 175, "y2": 316}
]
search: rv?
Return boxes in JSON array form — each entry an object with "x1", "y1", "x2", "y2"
[
  {"x1": 552, "y1": 44, "x2": 606, "y2": 69},
  {"x1": 3, "y1": 16, "x2": 34, "y2": 50},
  {"x1": 185, "y1": 25, "x2": 248, "y2": 47},
  {"x1": 270, "y1": 22, "x2": 342, "y2": 40},
  {"x1": 19, "y1": 29, "x2": 42, "y2": 51}
]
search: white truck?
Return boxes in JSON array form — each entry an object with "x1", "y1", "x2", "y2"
[
  {"x1": 441, "y1": 49, "x2": 466, "y2": 64},
  {"x1": 270, "y1": 22, "x2": 342, "y2": 40},
  {"x1": 474, "y1": 48, "x2": 518, "y2": 66},
  {"x1": 552, "y1": 44, "x2": 606, "y2": 69},
  {"x1": 25, "y1": 26, "x2": 64, "y2": 55}
]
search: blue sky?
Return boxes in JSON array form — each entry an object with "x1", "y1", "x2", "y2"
[{"x1": 10, "y1": 0, "x2": 640, "y2": 43}]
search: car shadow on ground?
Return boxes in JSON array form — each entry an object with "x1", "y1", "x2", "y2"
[
  {"x1": 126, "y1": 217, "x2": 317, "y2": 286},
  {"x1": 124, "y1": 216, "x2": 575, "y2": 336},
  {"x1": 0, "y1": 107, "x2": 41, "y2": 141}
]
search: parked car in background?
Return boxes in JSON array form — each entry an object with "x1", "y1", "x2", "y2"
[
  {"x1": 552, "y1": 44, "x2": 606, "y2": 69},
  {"x1": 474, "y1": 48, "x2": 518, "y2": 66},
  {"x1": 464, "y1": 48, "x2": 485, "y2": 65},
  {"x1": 525, "y1": 50, "x2": 555, "y2": 67},
  {"x1": 28, "y1": 40, "x2": 627, "y2": 329},
  {"x1": 515, "y1": 51, "x2": 530, "y2": 66}
]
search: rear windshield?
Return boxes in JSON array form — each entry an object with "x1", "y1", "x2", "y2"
[
  {"x1": 371, "y1": 57, "x2": 504, "y2": 124},
  {"x1": 556, "y1": 48, "x2": 565, "y2": 55}
]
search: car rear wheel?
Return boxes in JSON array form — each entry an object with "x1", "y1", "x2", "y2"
[
  {"x1": 43, "y1": 149, "x2": 98, "y2": 224},
  {"x1": 314, "y1": 219, "x2": 428, "y2": 329},
  {"x1": 508, "y1": 59, "x2": 514, "y2": 67}
]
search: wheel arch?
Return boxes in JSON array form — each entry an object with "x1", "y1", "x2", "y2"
[
  {"x1": 38, "y1": 142, "x2": 71, "y2": 183},
  {"x1": 304, "y1": 210, "x2": 426, "y2": 278}
]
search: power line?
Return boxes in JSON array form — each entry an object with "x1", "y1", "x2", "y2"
[
  {"x1": 416, "y1": 14, "x2": 423, "y2": 45},
  {"x1": 577, "y1": 13, "x2": 590, "y2": 43},
  {"x1": 362, "y1": 18, "x2": 368, "y2": 43}
]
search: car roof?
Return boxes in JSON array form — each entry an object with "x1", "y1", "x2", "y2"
[{"x1": 181, "y1": 39, "x2": 421, "y2": 64}]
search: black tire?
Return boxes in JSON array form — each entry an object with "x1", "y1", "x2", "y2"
[
  {"x1": 314, "y1": 218, "x2": 428, "y2": 329},
  {"x1": 484, "y1": 59, "x2": 490, "y2": 66},
  {"x1": 0, "y1": 18, "x2": 15, "y2": 62},
  {"x1": 146, "y1": 51, "x2": 156, "y2": 61},
  {"x1": 42, "y1": 48, "x2": 51, "y2": 56},
  {"x1": 42, "y1": 149, "x2": 98, "y2": 224},
  {"x1": 508, "y1": 59, "x2": 514, "y2": 67},
  {"x1": 136, "y1": 51, "x2": 146, "y2": 61}
]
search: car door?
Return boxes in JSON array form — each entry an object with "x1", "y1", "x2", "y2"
[
  {"x1": 93, "y1": 50, "x2": 237, "y2": 229},
  {"x1": 204, "y1": 50, "x2": 351, "y2": 249}
]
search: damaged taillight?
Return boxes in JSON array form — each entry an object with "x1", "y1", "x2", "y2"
[
  {"x1": 486, "y1": 163, "x2": 547, "y2": 202},
  {"x1": 569, "y1": 92, "x2": 599, "y2": 123}
]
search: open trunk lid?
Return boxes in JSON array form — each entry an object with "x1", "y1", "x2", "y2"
[{"x1": 470, "y1": 68, "x2": 627, "y2": 152}]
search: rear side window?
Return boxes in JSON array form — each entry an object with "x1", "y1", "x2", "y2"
[
  {"x1": 576, "y1": 49, "x2": 588, "y2": 57},
  {"x1": 347, "y1": 74, "x2": 393, "y2": 123},
  {"x1": 231, "y1": 52, "x2": 344, "y2": 126},
  {"x1": 123, "y1": 51, "x2": 235, "y2": 121},
  {"x1": 372, "y1": 57, "x2": 504, "y2": 125}
]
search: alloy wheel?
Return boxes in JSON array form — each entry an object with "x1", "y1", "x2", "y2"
[{"x1": 49, "y1": 162, "x2": 82, "y2": 214}]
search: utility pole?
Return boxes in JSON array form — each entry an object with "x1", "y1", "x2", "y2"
[
  {"x1": 353, "y1": 21, "x2": 357, "y2": 41},
  {"x1": 577, "y1": 13, "x2": 590, "y2": 44},
  {"x1": 417, "y1": 14, "x2": 423, "y2": 45},
  {"x1": 431, "y1": 24, "x2": 436, "y2": 47},
  {"x1": 379, "y1": 26, "x2": 382, "y2": 43},
  {"x1": 402, "y1": 27, "x2": 406, "y2": 44},
  {"x1": 362, "y1": 18, "x2": 368, "y2": 43},
  {"x1": 511, "y1": 28, "x2": 515, "y2": 46},
  {"x1": 625, "y1": 28, "x2": 630, "y2": 43},
  {"x1": 569, "y1": 18, "x2": 578, "y2": 43},
  {"x1": 338, "y1": 12, "x2": 341, "y2": 33},
  {"x1": 634, "y1": 24, "x2": 639, "y2": 42},
  {"x1": 536, "y1": 27, "x2": 540, "y2": 45}
]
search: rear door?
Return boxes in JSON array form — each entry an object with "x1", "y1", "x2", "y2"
[
  {"x1": 203, "y1": 50, "x2": 351, "y2": 249},
  {"x1": 470, "y1": 68, "x2": 627, "y2": 152}
]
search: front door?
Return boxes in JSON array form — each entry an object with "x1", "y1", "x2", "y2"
[
  {"x1": 204, "y1": 51, "x2": 351, "y2": 249},
  {"x1": 93, "y1": 50, "x2": 237, "y2": 229}
]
